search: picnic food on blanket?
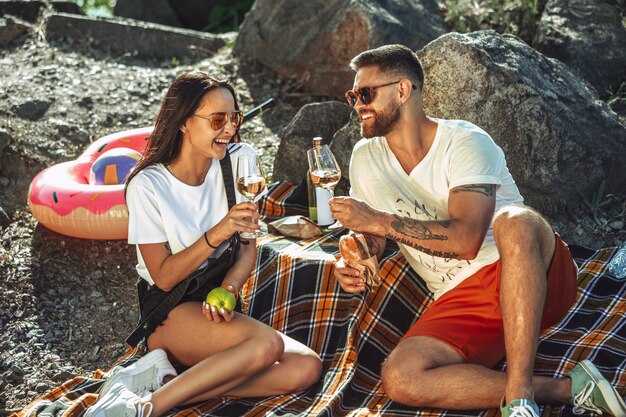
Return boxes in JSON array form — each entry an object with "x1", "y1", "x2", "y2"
[
  {"x1": 206, "y1": 287, "x2": 237, "y2": 313},
  {"x1": 268, "y1": 215, "x2": 323, "y2": 239},
  {"x1": 339, "y1": 232, "x2": 381, "y2": 289},
  {"x1": 28, "y1": 127, "x2": 151, "y2": 240}
]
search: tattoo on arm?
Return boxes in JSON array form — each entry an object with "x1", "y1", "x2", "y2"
[
  {"x1": 391, "y1": 215, "x2": 449, "y2": 240},
  {"x1": 388, "y1": 215, "x2": 460, "y2": 259},
  {"x1": 452, "y1": 184, "x2": 496, "y2": 197},
  {"x1": 386, "y1": 233, "x2": 460, "y2": 258}
]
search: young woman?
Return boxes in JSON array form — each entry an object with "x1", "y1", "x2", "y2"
[{"x1": 86, "y1": 71, "x2": 322, "y2": 417}]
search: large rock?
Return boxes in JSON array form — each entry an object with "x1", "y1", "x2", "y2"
[
  {"x1": 273, "y1": 101, "x2": 352, "y2": 185},
  {"x1": 50, "y1": 1, "x2": 84, "y2": 15},
  {"x1": 330, "y1": 112, "x2": 361, "y2": 196},
  {"x1": 419, "y1": 31, "x2": 626, "y2": 216},
  {"x1": 234, "y1": 0, "x2": 448, "y2": 99},
  {"x1": 535, "y1": 0, "x2": 626, "y2": 96},
  {"x1": 114, "y1": 0, "x2": 241, "y2": 30},
  {"x1": 45, "y1": 13, "x2": 226, "y2": 61},
  {"x1": 0, "y1": 0, "x2": 44, "y2": 23},
  {"x1": 0, "y1": 128, "x2": 11, "y2": 156},
  {"x1": 169, "y1": 0, "x2": 243, "y2": 31},
  {"x1": 113, "y1": 0, "x2": 181, "y2": 28},
  {"x1": 0, "y1": 15, "x2": 31, "y2": 45}
]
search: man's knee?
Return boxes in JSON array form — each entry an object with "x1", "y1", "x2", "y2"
[
  {"x1": 381, "y1": 351, "x2": 429, "y2": 405},
  {"x1": 494, "y1": 207, "x2": 551, "y2": 247},
  {"x1": 381, "y1": 338, "x2": 460, "y2": 406}
]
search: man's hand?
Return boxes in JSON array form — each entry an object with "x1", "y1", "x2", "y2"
[
  {"x1": 334, "y1": 258, "x2": 367, "y2": 293},
  {"x1": 330, "y1": 196, "x2": 386, "y2": 236}
]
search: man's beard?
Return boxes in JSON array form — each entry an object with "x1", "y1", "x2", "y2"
[{"x1": 360, "y1": 101, "x2": 401, "y2": 138}]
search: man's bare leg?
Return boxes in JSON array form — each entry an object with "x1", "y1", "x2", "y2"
[
  {"x1": 493, "y1": 206, "x2": 556, "y2": 404},
  {"x1": 381, "y1": 336, "x2": 571, "y2": 409}
]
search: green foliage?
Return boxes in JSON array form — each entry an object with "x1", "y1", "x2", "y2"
[
  {"x1": 204, "y1": 0, "x2": 254, "y2": 33},
  {"x1": 607, "y1": 80, "x2": 626, "y2": 115},
  {"x1": 75, "y1": 0, "x2": 115, "y2": 17},
  {"x1": 440, "y1": 0, "x2": 540, "y2": 44},
  {"x1": 578, "y1": 180, "x2": 607, "y2": 226},
  {"x1": 168, "y1": 56, "x2": 180, "y2": 69}
]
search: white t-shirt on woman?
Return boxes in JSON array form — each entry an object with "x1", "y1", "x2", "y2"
[
  {"x1": 349, "y1": 119, "x2": 524, "y2": 299},
  {"x1": 126, "y1": 143, "x2": 256, "y2": 285}
]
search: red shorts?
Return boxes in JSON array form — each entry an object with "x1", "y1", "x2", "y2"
[{"x1": 401, "y1": 232, "x2": 578, "y2": 368}]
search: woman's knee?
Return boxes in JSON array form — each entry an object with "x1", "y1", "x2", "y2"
[
  {"x1": 249, "y1": 328, "x2": 284, "y2": 370},
  {"x1": 287, "y1": 354, "x2": 323, "y2": 392}
]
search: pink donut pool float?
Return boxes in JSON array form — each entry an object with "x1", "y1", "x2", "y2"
[{"x1": 28, "y1": 127, "x2": 152, "y2": 240}]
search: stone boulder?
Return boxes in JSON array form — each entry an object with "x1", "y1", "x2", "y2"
[
  {"x1": 273, "y1": 101, "x2": 352, "y2": 185},
  {"x1": 234, "y1": 0, "x2": 448, "y2": 98},
  {"x1": 419, "y1": 31, "x2": 626, "y2": 216},
  {"x1": 113, "y1": 0, "x2": 241, "y2": 30},
  {"x1": 49, "y1": 1, "x2": 84, "y2": 15},
  {"x1": 0, "y1": 128, "x2": 11, "y2": 157},
  {"x1": 45, "y1": 13, "x2": 226, "y2": 61},
  {"x1": 0, "y1": 15, "x2": 31, "y2": 46},
  {"x1": 169, "y1": 0, "x2": 244, "y2": 31},
  {"x1": 0, "y1": 0, "x2": 44, "y2": 23},
  {"x1": 535, "y1": 0, "x2": 626, "y2": 96},
  {"x1": 113, "y1": 0, "x2": 181, "y2": 28},
  {"x1": 330, "y1": 112, "x2": 362, "y2": 196}
]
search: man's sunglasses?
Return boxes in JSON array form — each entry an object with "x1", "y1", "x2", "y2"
[
  {"x1": 345, "y1": 80, "x2": 416, "y2": 108},
  {"x1": 193, "y1": 111, "x2": 244, "y2": 131}
]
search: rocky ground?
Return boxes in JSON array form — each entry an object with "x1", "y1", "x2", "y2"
[{"x1": 0, "y1": 31, "x2": 624, "y2": 415}]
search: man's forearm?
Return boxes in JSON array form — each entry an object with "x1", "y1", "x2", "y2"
[{"x1": 371, "y1": 212, "x2": 480, "y2": 260}]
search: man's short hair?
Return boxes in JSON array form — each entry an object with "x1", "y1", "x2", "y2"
[{"x1": 349, "y1": 44, "x2": 424, "y2": 91}]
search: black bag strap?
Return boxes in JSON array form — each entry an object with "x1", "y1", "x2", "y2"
[{"x1": 220, "y1": 145, "x2": 237, "y2": 210}]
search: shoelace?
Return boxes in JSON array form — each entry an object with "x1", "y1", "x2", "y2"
[
  {"x1": 508, "y1": 404, "x2": 539, "y2": 417},
  {"x1": 573, "y1": 380, "x2": 602, "y2": 415},
  {"x1": 136, "y1": 402, "x2": 154, "y2": 417}
]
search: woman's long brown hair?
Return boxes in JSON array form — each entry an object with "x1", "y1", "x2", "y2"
[{"x1": 125, "y1": 71, "x2": 240, "y2": 195}]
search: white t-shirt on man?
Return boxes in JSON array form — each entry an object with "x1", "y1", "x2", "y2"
[
  {"x1": 349, "y1": 119, "x2": 524, "y2": 299},
  {"x1": 126, "y1": 143, "x2": 256, "y2": 285}
]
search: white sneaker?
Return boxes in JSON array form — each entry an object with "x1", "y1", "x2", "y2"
[
  {"x1": 99, "y1": 349, "x2": 177, "y2": 398},
  {"x1": 85, "y1": 383, "x2": 153, "y2": 417}
]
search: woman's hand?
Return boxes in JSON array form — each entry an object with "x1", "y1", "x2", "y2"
[
  {"x1": 209, "y1": 201, "x2": 260, "y2": 244},
  {"x1": 334, "y1": 258, "x2": 367, "y2": 293},
  {"x1": 202, "y1": 301, "x2": 234, "y2": 323}
]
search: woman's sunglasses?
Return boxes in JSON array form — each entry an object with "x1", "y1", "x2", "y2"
[{"x1": 193, "y1": 111, "x2": 244, "y2": 131}]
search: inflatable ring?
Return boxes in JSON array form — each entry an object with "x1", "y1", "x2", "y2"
[{"x1": 28, "y1": 127, "x2": 152, "y2": 240}]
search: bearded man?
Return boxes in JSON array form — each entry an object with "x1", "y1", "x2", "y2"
[{"x1": 330, "y1": 44, "x2": 625, "y2": 417}]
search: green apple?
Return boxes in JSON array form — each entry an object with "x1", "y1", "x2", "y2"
[{"x1": 205, "y1": 287, "x2": 237, "y2": 313}]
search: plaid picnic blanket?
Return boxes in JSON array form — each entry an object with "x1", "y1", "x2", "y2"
[{"x1": 14, "y1": 182, "x2": 626, "y2": 417}]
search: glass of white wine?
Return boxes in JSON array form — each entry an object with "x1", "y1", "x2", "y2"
[
  {"x1": 236, "y1": 154, "x2": 268, "y2": 239},
  {"x1": 307, "y1": 145, "x2": 342, "y2": 228}
]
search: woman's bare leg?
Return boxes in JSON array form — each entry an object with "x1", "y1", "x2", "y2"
[{"x1": 143, "y1": 302, "x2": 321, "y2": 416}]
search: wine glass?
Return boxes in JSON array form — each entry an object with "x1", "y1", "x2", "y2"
[
  {"x1": 307, "y1": 145, "x2": 342, "y2": 229},
  {"x1": 236, "y1": 154, "x2": 268, "y2": 239}
]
